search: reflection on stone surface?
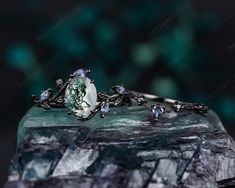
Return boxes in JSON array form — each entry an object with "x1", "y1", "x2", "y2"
[{"x1": 5, "y1": 102, "x2": 235, "y2": 188}]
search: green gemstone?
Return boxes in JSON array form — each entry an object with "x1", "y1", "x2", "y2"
[{"x1": 65, "y1": 77, "x2": 97, "y2": 119}]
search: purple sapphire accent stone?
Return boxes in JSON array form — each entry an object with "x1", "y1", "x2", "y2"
[
  {"x1": 116, "y1": 85, "x2": 126, "y2": 94},
  {"x1": 72, "y1": 69, "x2": 86, "y2": 77},
  {"x1": 100, "y1": 102, "x2": 110, "y2": 118},
  {"x1": 151, "y1": 104, "x2": 165, "y2": 119},
  {"x1": 40, "y1": 90, "x2": 50, "y2": 102}
]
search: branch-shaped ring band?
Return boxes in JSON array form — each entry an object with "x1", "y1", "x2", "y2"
[{"x1": 32, "y1": 68, "x2": 208, "y2": 121}]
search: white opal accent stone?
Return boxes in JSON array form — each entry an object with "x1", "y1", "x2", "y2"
[{"x1": 65, "y1": 77, "x2": 97, "y2": 119}]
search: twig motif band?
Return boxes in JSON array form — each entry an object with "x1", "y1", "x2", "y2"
[{"x1": 32, "y1": 69, "x2": 208, "y2": 120}]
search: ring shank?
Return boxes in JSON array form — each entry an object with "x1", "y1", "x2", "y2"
[{"x1": 137, "y1": 92, "x2": 178, "y2": 104}]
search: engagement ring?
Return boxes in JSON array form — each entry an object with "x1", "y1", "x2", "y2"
[{"x1": 32, "y1": 68, "x2": 208, "y2": 121}]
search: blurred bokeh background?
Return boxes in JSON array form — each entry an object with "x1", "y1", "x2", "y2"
[{"x1": 1, "y1": 0, "x2": 235, "y2": 186}]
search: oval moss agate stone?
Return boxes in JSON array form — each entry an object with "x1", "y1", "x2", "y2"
[{"x1": 65, "y1": 77, "x2": 97, "y2": 119}]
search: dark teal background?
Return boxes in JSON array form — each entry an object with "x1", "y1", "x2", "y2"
[{"x1": 1, "y1": 0, "x2": 235, "y2": 186}]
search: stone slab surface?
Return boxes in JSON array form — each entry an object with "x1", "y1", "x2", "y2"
[{"x1": 4, "y1": 104, "x2": 235, "y2": 188}]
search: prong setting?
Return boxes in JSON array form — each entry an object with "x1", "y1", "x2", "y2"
[{"x1": 32, "y1": 68, "x2": 208, "y2": 121}]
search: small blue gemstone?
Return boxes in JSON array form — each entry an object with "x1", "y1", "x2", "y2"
[
  {"x1": 40, "y1": 90, "x2": 50, "y2": 102},
  {"x1": 100, "y1": 102, "x2": 110, "y2": 114},
  {"x1": 72, "y1": 69, "x2": 86, "y2": 77},
  {"x1": 152, "y1": 105, "x2": 165, "y2": 119},
  {"x1": 116, "y1": 85, "x2": 125, "y2": 94}
]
